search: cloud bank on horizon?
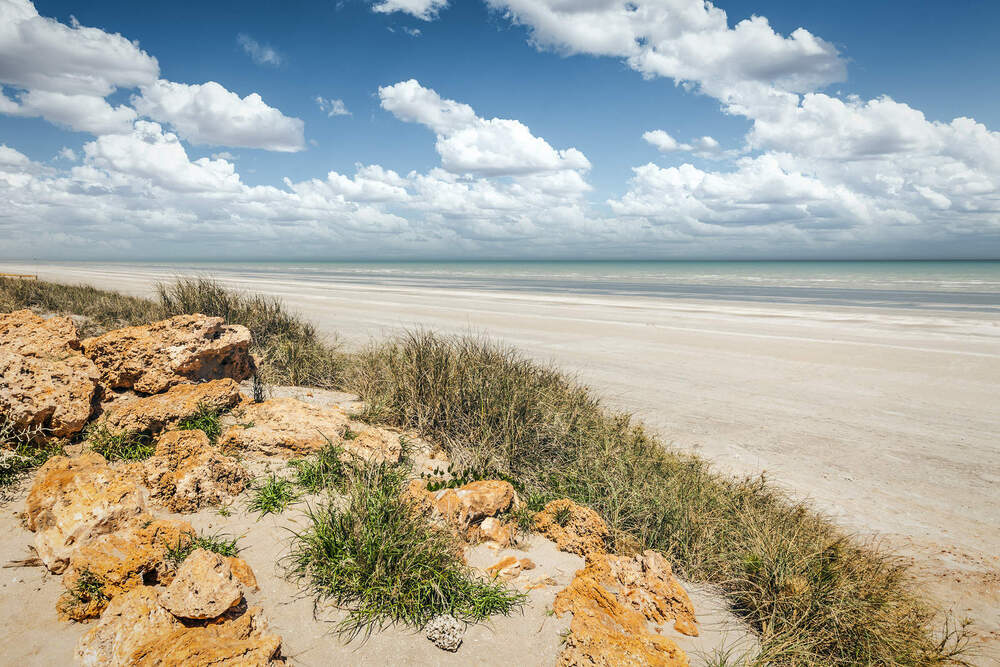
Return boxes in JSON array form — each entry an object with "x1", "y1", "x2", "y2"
[{"x1": 0, "y1": 0, "x2": 997, "y2": 259}]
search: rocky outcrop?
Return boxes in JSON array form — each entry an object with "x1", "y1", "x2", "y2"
[
  {"x1": 142, "y1": 430, "x2": 248, "y2": 512},
  {"x1": 157, "y1": 548, "x2": 244, "y2": 620},
  {"x1": 534, "y1": 499, "x2": 610, "y2": 557},
  {"x1": 100, "y1": 378, "x2": 243, "y2": 435},
  {"x1": 554, "y1": 552, "x2": 691, "y2": 667},
  {"x1": 60, "y1": 517, "x2": 195, "y2": 619},
  {"x1": 220, "y1": 397, "x2": 401, "y2": 463},
  {"x1": 25, "y1": 451, "x2": 146, "y2": 573},
  {"x1": 0, "y1": 310, "x2": 100, "y2": 438},
  {"x1": 408, "y1": 479, "x2": 518, "y2": 531},
  {"x1": 76, "y1": 587, "x2": 282, "y2": 667},
  {"x1": 81, "y1": 314, "x2": 253, "y2": 394}
]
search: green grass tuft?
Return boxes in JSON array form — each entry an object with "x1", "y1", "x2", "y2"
[
  {"x1": 289, "y1": 438, "x2": 349, "y2": 494},
  {"x1": 176, "y1": 402, "x2": 223, "y2": 444},
  {"x1": 164, "y1": 531, "x2": 242, "y2": 569},
  {"x1": 86, "y1": 423, "x2": 153, "y2": 461},
  {"x1": 248, "y1": 474, "x2": 298, "y2": 516},
  {"x1": 0, "y1": 415, "x2": 64, "y2": 491},
  {"x1": 287, "y1": 462, "x2": 524, "y2": 639}
]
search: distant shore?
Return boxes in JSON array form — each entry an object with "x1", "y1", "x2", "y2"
[{"x1": 7, "y1": 260, "x2": 1000, "y2": 657}]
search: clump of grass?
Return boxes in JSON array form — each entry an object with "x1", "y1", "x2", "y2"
[
  {"x1": 176, "y1": 402, "x2": 223, "y2": 444},
  {"x1": 289, "y1": 438, "x2": 348, "y2": 493},
  {"x1": 0, "y1": 416, "x2": 64, "y2": 490},
  {"x1": 553, "y1": 504, "x2": 573, "y2": 527},
  {"x1": 57, "y1": 568, "x2": 109, "y2": 619},
  {"x1": 348, "y1": 331, "x2": 964, "y2": 665},
  {"x1": 287, "y1": 463, "x2": 524, "y2": 639},
  {"x1": 86, "y1": 423, "x2": 153, "y2": 461},
  {"x1": 248, "y1": 474, "x2": 298, "y2": 516},
  {"x1": 164, "y1": 531, "x2": 242, "y2": 568}
]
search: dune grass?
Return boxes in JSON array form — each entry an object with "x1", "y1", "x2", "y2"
[
  {"x1": 164, "y1": 530, "x2": 242, "y2": 568},
  {"x1": 85, "y1": 423, "x2": 154, "y2": 461},
  {"x1": 248, "y1": 474, "x2": 298, "y2": 516},
  {"x1": 287, "y1": 462, "x2": 524, "y2": 639},
  {"x1": 0, "y1": 417, "x2": 64, "y2": 490},
  {"x1": 0, "y1": 275, "x2": 968, "y2": 664},
  {"x1": 175, "y1": 402, "x2": 224, "y2": 444},
  {"x1": 289, "y1": 438, "x2": 349, "y2": 494}
]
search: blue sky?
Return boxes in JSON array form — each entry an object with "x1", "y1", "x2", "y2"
[{"x1": 1, "y1": 0, "x2": 998, "y2": 259}]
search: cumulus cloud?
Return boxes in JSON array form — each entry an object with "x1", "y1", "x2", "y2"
[
  {"x1": 133, "y1": 80, "x2": 306, "y2": 152},
  {"x1": 379, "y1": 79, "x2": 590, "y2": 175},
  {"x1": 372, "y1": 0, "x2": 448, "y2": 21},
  {"x1": 237, "y1": 33, "x2": 283, "y2": 66},
  {"x1": 315, "y1": 96, "x2": 351, "y2": 117}
]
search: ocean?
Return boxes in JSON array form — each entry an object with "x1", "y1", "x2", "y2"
[{"x1": 12, "y1": 260, "x2": 1000, "y2": 313}]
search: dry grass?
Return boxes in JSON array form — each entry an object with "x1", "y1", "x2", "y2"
[{"x1": 0, "y1": 276, "x2": 970, "y2": 664}]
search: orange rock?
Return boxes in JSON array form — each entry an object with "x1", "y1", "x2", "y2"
[
  {"x1": 533, "y1": 499, "x2": 610, "y2": 557},
  {"x1": 81, "y1": 314, "x2": 253, "y2": 394},
  {"x1": 25, "y1": 451, "x2": 146, "y2": 573},
  {"x1": 226, "y1": 557, "x2": 259, "y2": 592},
  {"x1": 0, "y1": 309, "x2": 100, "y2": 438},
  {"x1": 478, "y1": 516, "x2": 517, "y2": 546},
  {"x1": 158, "y1": 548, "x2": 243, "y2": 620},
  {"x1": 100, "y1": 378, "x2": 243, "y2": 435},
  {"x1": 61, "y1": 516, "x2": 195, "y2": 619},
  {"x1": 143, "y1": 430, "x2": 248, "y2": 512},
  {"x1": 75, "y1": 587, "x2": 183, "y2": 666},
  {"x1": 554, "y1": 553, "x2": 691, "y2": 667},
  {"x1": 486, "y1": 555, "x2": 520, "y2": 578},
  {"x1": 486, "y1": 555, "x2": 539, "y2": 580}
]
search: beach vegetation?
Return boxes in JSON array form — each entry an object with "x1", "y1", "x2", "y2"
[
  {"x1": 248, "y1": 474, "x2": 298, "y2": 516},
  {"x1": 165, "y1": 530, "x2": 242, "y2": 569},
  {"x1": 86, "y1": 424, "x2": 154, "y2": 461},
  {"x1": 286, "y1": 462, "x2": 524, "y2": 639},
  {"x1": 0, "y1": 416, "x2": 64, "y2": 490},
  {"x1": 175, "y1": 402, "x2": 223, "y2": 444},
  {"x1": 289, "y1": 438, "x2": 349, "y2": 494}
]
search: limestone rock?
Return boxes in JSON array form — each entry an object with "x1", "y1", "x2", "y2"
[
  {"x1": 602, "y1": 550, "x2": 699, "y2": 637},
  {"x1": 534, "y1": 499, "x2": 610, "y2": 557},
  {"x1": 220, "y1": 398, "x2": 400, "y2": 463},
  {"x1": 0, "y1": 309, "x2": 100, "y2": 437},
  {"x1": 75, "y1": 586, "x2": 183, "y2": 667},
  {"x1": 409, "y1": 480, "x2": 518, "y2": 531},
  {"x1": 554, "y1": 553, "x2": 690, "y2": 667},
  {"x1": 101, "y1": 379, "x2": 243, "y2": 435},
  {"x1": 25, "y1": 451, "x2": 146, "y2": 572},
  {"x1": 486, "y1": 555, "x2": 536, "y2": 580},
  {"x1": 425, "y1": 614, "x2": 464, "y2": 652},
  {"x1": 129, "y1": 605, "x2": 283, "y2": 666},
  {"x1": 226, "y1": 557, "x2": 259, "y2": 592},
  {"x1": 158, "y1": 548, "x2": 243, "y2": 619},
  {"x1": 81, "y1": 314, "x2": 253, "y2": 394},
  {"x1": 143, "y1": 430, "x2": 248, "y2": 512},
  {"x1": 61, "y1": 517, "x2": 195, "y2": 620},
  {"x1": 478, "y1": 516, "x2": 517, "y2": 546}
]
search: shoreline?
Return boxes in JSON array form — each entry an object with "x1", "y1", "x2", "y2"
[{"x1": 7, "y1": 261, "x2": 1000, "y2": 656}]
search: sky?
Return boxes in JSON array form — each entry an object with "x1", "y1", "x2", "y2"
[{"x1": 0, "y1": 0, "x2": 998, "y2": 260}]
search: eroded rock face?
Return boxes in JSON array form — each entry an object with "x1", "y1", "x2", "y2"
[
  {"x1": 75, "y1": 586, "x2": 183, "y2": 667},
  {"x1": 408, "y1": 479, "x2": 518, "y2": 531},
  {"x1": 81, "y1": 314, "x2": 253, "y2": 394},
  {"x1": 129, "y1": 605, "x2": 282, "y2": 666},
  {"x1": 158, "y1": 548, "x2": 243, "y2": 620},
  {"x1": 534, "y1": 499, "x2": 610, "y2": 557},
  {"x1": 25, "y1": 451, "x2": 146, "y2": 573},
  {"x1": 143, "y1": 430, "x2": 248, "y2": 512},
  {"x1": 220, "y1": 398, "x2": 401, "y2": 463},
  {"x1": 100, "y1": 379, "x2": 243, "y2": 435},
  {"x1": 61, "y1": 517, "x2": 195, "y2": 619},
  {"x1": 0, "y1": 310, "x2": 100, "y2": 438},
  {"x1": 554, "y1": 553, "x2": 691, "y2": 667}
]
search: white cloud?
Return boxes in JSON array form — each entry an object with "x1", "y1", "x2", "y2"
[
  {"x1": 133, "y1": 80, "x2": 306, "y2": 152},
  {"x1": 237, "y1": 33, "x2": 283, "y2": 66},
  {"x1": 56, "y1": 147, "x2": 77, "y2": 161},
  {"x1": 372, "y1": 0, "x2": 448, "y2": 21},
  {"x1": 379, "y1": 79, "x2": 590, "y2": 175},
  {"x1": 2, "y1": 89, "x2": 137, "y2": 134},
  {"x1": 315, "y1": 96, "x2": 351, "y2": 117}
]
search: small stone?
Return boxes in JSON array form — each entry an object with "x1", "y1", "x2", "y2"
[
  {"x1": 425, "y1": 614, "x2": 464, "y2": 652},
  {"x1": 158, "y1": 549, "x2": 243, "y2": 619}
]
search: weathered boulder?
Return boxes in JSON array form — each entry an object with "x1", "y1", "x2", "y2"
[
  {"x1": 0, "y1": 309, "x2": 100, "y2": 437},
  {"x1": 554, "y1": 553, "x2": 690, "y2": 667},
  {"x1": 220, "y1": 398, "x2": 400, "y2": 463},
  {"x1": 25, "y1": 451, "x2": 146, "y2": 572},
  {"x1": 407, "y1": 479, "x2": 518, "y2": 531},
  {"x1": 143, "y1": 430, "x2": 248, "y2": 512},
  {"x1": 76, "y1": 587, "x2": 282, "y2": 667},
  {"x1": 76, "y1": 586, "x2": 183, "y2": 667},
  {"x1": 158, "y1": 548, "x2": 243, "y2": 620},
  {"x1": 129, "y1": 605, "x2": 282, "y2": 666},
  {"x1": 60, "y1": 517, "x2": 195, "y2": 620},
  {"x1": 100, "y1": 379, "x2": 243, "y2": 435},
  {"x1": 534, "y1": 499, "x2": 610, "y2": 557},
  {"x1": 226, "y1": 556, "x2": 259, "y2": 592},
  {"x1": 478, "y1": 516, "x2": 517, "y2": 546},
  {"x1": 81, "y1": 314, "x2": 253, "y2": 394}
]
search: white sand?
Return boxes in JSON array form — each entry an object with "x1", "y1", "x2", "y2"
[{"x1": 6, "y1": 262, "x2": 1000, "y2": 658}]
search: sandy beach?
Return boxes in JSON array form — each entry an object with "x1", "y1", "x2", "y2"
[{"x1": 7, "y1": 261, "x2": 1000, "y2": 657}]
